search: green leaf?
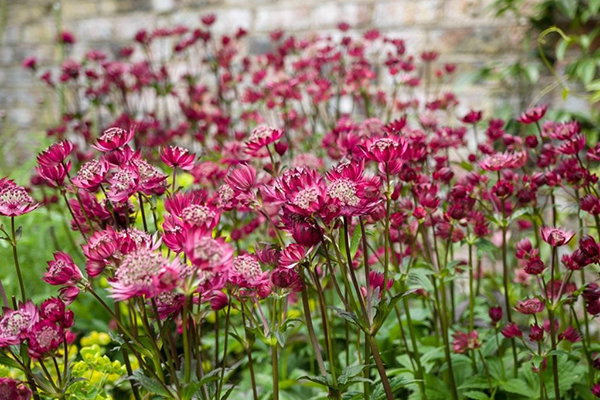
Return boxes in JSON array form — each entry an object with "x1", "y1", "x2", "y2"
[
  {"x1": 502, "y1": 378, "x2": 536, "y2": 398},
  {"x1": 591, "y1": 0, "x2": 600, "y2": 15},
  {"x1": 407, "y1": 268, "x2": 435, "y2": 293},
  {"x1": 350, "y1": 226, "x2": 363, "y2": 259},
  {"x1": 338, "y1": 364, "x2": 365, "y2": 387},
  {"x1": 463, "y1": 391, "x2": 490, "y2": 400},
  {"x1": 131, "y1": 370, "x2": 172, "y2": 398}
]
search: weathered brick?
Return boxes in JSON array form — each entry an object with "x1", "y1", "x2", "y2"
[
  {"x1": 62, "y1": 2, "x2": 100, "y2": 20},
  {"x1": 373, "y1": 0, "x2": 444, "y2": 27},
  {"x1": 255, "y1": 6, "x2": 312, "y2": 32}
]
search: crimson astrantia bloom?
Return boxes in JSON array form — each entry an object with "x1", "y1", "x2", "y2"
[
  {"x1": 461, "y1": 110, "x2": 482, "y2": 124},
  {"x1": 279, "y1": 243, "x2": 309, "y2": 269},
  {"x1": 117, "y1": 227, "x2": 159, "y2": 254},
  {"x1": 364, "y1": 271, "x2": 393, "y2": 299},
  {"x1": 581, "y1": 194, "x2": 600, "y2": 215},
  {"x1": 271, "y1": 268, "x2": 302, "y2": 291},
  {"x1": 36, "y1": 161, "x2": 71, "y2": 188},
  {"x1": 540, "y1": 226, "x2": 575, "y2": 247},
  {"x1": 27, "y1": 319, "x2": 63, "y2": 359},
  {"x1": 326, "y1": 160, "x2": 382, "y2": 216},
  {"x1": 184, "y1": 229, "x2": 233, "y2": 273},
  {"x1": 130, "y1": 155, "x2": 168, "y2": 196},
  {"x1": 83, "y1": 227, "x2": 120, "y2": 277},
  {"x1": 245, "y1": 125, "x2": 283, "y2": 155},
  {"x1": 92, "y1": 126, "x2": 135, "y2": 152},
  {"x1": 524, "y1": 257, "x2": 545, "y2": 275},
  {"x1": 165, "y1": 191, "x2": 220, "y2": 232},
  {"x1": 36, "y1": 140, "x2": 73, "y2": 167},
  {"x1": 515, "y1": 298, "x2": 545, "y2": 314},
  {"x1": 270, "y1": 167, "x2": 328, "y2": 217},
  {"x1": 549, "y1": 121, "x2": 580, "y2": 140},
  {"x1": 44, "y1": 251, "x2": 83, "y2": 286},
  {"x1": 226, "y1": 163, "x2": 256, "y2": 193},
  {"x1": 489, "y1": 306, "x2": 503, "y2": 326},
  {"x1": 0, "y1": 178, "x2": 39, "y2": 217},
  {"x1": 479, "y1": 151, "x2": 527, "y2": 171},
  {"x1": 160, "y1": 146, "x2": 195, "y2": 170},
  {"x1": 359, "y1": 134, "x2": 407, "y2": 164},
  {"x1": 592, "y1": 384, "x2": 600, "y2": 398},
  {"x1": 107, "y1": 164, "x2": 140, "y2": 203},
  {"x1": 0, "y1": 301, "x2": 38, "y2": 347},
  {"x1": 72, "y1": 158, "x2": 109, "y2": 191},
  {"x1": 517, "y1": 104, "x2": 548, "y2": 124},
  {"x1": 110, "y1": 248, "x2": 183, "y2": 301},
  {"x1": 559, "y1": 326, "x2": 581, "y2": 343},
  {"x1": 501, "y1": 323, "x2": 523, "y2": 338},
  {"x1": 229, "y1": 254, "x2": 267, "y2": 288},
  {"x1": 0, "y1": 378, "x2": 32, "y2": 400},
  {"x1": 452, "y1": 330, "x2": 480, "y2": 354},
  {"x1": 529, "y1": 324, "x2": 544, "y2": 342},
  {"x1": 39, "y1": 298, "x2": 73, "y2": 327}
]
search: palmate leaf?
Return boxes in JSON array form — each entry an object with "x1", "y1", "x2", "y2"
[
  {"x1": 130, "y1": 369, "x2": 173, "y2": 398},
  {"x1": 463, "y1": 391, "x2": 490, "y2": 400}
]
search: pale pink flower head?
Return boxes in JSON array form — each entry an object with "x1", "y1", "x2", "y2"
[
  {"x1": 550, "y1": 121, "x2": 580, "y2": 140},
  {"x1": 36, "y1": 140, "x2": 73, "y2": 167},
  {"x1": 515, "y1": 298, "x2": 545, "y2": 315},
  {"x1": 541, "y1": 226, "x2": 575, "y2": 247},
  {"x1": 44, "y1": 252, "x2": 83, "y2": 286},
  {"x1": 83, "y1": 227, "x2": 120, "y2": 277},
  {"x1": 359, "y1": 135, "x2": 407, "y2": 164},
  {"x1": 0, "y1": 301, "x2": 38, "y2": 347},
  {"x1": 452, "y1": 330, "x2": 480, "y2": 354},
  {"x1": 279, "y1": 244, "x2": 309, "y2": 269},
  {"x1": 0, "y1": 178, "x2": 39, "y2": 217},
  {"x1": 245, "y1": 125, "x2": 283, "y2": 155},
  {"x1": 229, "y1": 254, "x2": 266, "y2": 287},
  {"x1": 72, "y1": 158, "x2": 109, "y2": 191},
  {"x1": 92, "y1": 126, "x2": 135, "y2": 152},
  {"x1": 225, "y1": 164, "x2": 257, "y2": 193},
  {"x1": 27, "y1": 319, "x2": 63, "y2": 359},
  {"x1": 110, "y1": 248, "x2": 181, "y2": 301},
  {"x1": 160, "y1": 146, "x2": 195, "y2": 171},
  {"x1": 272, "y1": 167, "x2": 328, "y2": 216},
  {"x1": 517, "y1": 104, "x2": 548, "y2": 124},
  {"x1": 0, "y1": 377, "x2": 32, "y2": 400},
  {"x1": 184, "y1": 229, "x2": 234, "y2": 273}
]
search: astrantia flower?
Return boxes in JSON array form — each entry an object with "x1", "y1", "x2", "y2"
[
  {"x1": 479, "y1": 151, "x2": 526, "y2": 171},
  {"x1": 36, "y1": 162, "x2": 71, "y2": 188},
  {"x1": 131, "y1": 156, "x2": 168, "y2": 196},
  {"x1": 515, "y1": 298, "x2": 545, "y2": 315},
  {"x1": 517, "y1": 104, "x2": 547, "y2": 124},
  {"x1": 529, "y1": 324, "x2": 544, "y2": 342},
  {"x1": 271, "y1": 268, "x2": 302, "y2": 291},
  {"x1": 44, "y1": 252, "x2": 83, "y2": 286},
  {"x1": 359, "y1": 135, "x2": 407, "y2": 164},
  {"x1": 184, "y1": 229, "x2": 233, "y2": 272},
  {"x1": 160, "y1": 146, "x2": 195, "y2": 170},
  {"x1": 245, "y1": 125, "x2": 283, "y2": 155},
  {"x1": 270, "y1": 167, "x2": 328, "y2": 216},
  {"x1": 592, "y1": 383, "x2": 600, "y2": 398},
  {"x1": 39, "y1": 298, "x2": 73, "y2": 327},
  {"x1": 559, "y1": 326, "x2": 581, "y2": 343},
  {"x1": 279, "y1": 244, "x2": 309, "y2": 269},
  {"x1": 326, "y1": 160, "x2": 382, "y2": 216},
  {"x1": 0, "y1": 377, "x2": 32, "y2": 400},
  {"x1": 28, "y1": 320, "x2": 63, "y2": 359},
  {"x1": 0, "y1": 178, "x2": 39, "y2": 216},
  {"x1": 36, "y1": 140, "x2": 73, "y2": 167},
  {"x1": 452, "y1": 330, "x2": 480, "y2": 354},
  {"x1": 107, "y1": 164, "x2": 140, "y2": 203},
  {"x1": 461, "y1": 110, "x2": 482, "y2": 124},
  {"x1": 72, "y1": 158, "x2": 109, "y2": 191},
  {"x1": 0, "y1": 301, "x2": 38, "y2": 347},
  {"x1": 501, "y1": 323, "x2": 523, "y2": 338},
  {"x1": 540, "y1": 226, "x2": 575, "y2": 247},
  {"x1": 110, "y1": 248, "x2": 181, "y2": 301},
  {"x1": 83, "y1": 227, "x2": 120, "y2": 277},
  {"x1": 92, "y1": 127, "x2": 135, "y2": 152},
  {"x1": 229, "y1": 254, "x2": 265, "y2": 287},
  {"x1": 489, "y1": 306, "x2": 503, "y2": 326}
]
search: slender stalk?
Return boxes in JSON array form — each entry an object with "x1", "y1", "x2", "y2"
[
  {"x1": 501, "y1": 201, "x2": 518, "y2": 377},
  {"x1": 548, "y1": 247, "x2": 560, "y2": 400},
  {"x1": 300, "y1": 283, "x2": 327, "y2": 375},
  {"x1": 10, "y1": 217, "x2": 26, "y2": 302},
  {"x1": 217, "y1": 302, "x2": 232, "y2": 400}
]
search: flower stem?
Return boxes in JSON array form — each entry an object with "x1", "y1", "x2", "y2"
[{"x1": 10, "y1": 217, "x2": 26, "y2": 302}]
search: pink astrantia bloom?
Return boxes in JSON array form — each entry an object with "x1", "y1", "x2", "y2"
[
  {"x1": 36, "y1": 140, "x2": 73, "y2": 167},
  {"x1": 461, "y1": 110, "x2": 482, "y2": 124},
  {"x1": 541, "y1": 226, "x2": 575, "y2": 247},
  {"x1": 279, "y1": 244, "x2": 309, "y2": 269},
  {"x1": 245, "y1": 125, "x2": 283, "y2": 155},
  {"x1": 110, "y1": 248, "x2": 182, "y2": 301},
  {"x1": 27, "y1": 319, "x2": 63, "y2": 359},
  {"x1": 229, "y1": 254, "x2": 266, "y2": 288},
  {"x1": 43, "y1": 252, "x2": 83, "y2": 286},
  {"x1": 0, "y1": 178, "x2": 39, "y2": 217},
  {"x1": 83, "y1": 227, "x2": 120, "y2": 277},
  {"x1": 479, "y1": 151, "x2": 527, "y2": 171},
  {"x1": 270, "y1": 167, "x2": 328, "y2": 217},
  {"x1": 515, "y1": 298, "x2": 545, "y2": 315},
  {"x1": 92, "y1": 126, "x2": 135, "y2": 152},
  {"x1": 326, "y1": 160, "x2": 382, "y2": 216},
  {"x1": 72, "y1": 158, "x2": 109, "y2": 191},
  {"x1": 501, "y1": 323, "x2": 523, "y2": 338},
  {"x1": 36, "y1": 162, "x2": 71, "y2": 188},
  {"x1": 359, "y1": 135, "x2": 407, "y2": 164},
  {"x1": 0, "y1": 301, "x2": 38, "y2": 347},
  {"x1": 107, "y1": 164, "x2": 140, "y2": 203},
  {"x1": 130, "y1": 155, "x2": 168, "y2": 196},
  {"x1": 452, "y1": 330, "x2": 480, "y2": 354},
  {"x1": 160, "y1": 146, "x2": 195, "y2": 170},
  {"x1": 184, "y1": 229, "x2": 234, "y2": 273},
  {"x1": 517, "y1": 104, "x2": 548, "y2": 124},
  {"x1": 0, "y1": 378, "x2": 32, "y2": 400}
]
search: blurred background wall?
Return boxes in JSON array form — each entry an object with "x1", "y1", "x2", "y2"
[{"x1": 1, "y1": 0, "x2": 535, "y2": 168}]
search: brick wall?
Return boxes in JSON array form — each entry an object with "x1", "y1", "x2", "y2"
[{"x1": 0, "y1": 0, "x2": 530, "y2": 166}]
